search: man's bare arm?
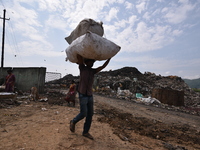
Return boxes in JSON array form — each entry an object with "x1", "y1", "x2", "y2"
[{"x1": 95, "y1": 58, "x2": 111, "y2": 73}]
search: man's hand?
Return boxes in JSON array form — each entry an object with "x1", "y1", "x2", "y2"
[{"x1": 77, "y1": 54, "x2": 84, "y2": 64}]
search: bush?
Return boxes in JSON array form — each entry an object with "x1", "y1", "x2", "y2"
[{"x1": 193, "y1": 88, "x2": 200, "y2": 92}]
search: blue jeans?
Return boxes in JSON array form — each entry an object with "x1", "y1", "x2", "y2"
[{"x1": 72, "y1": 93, "x2": 94, "y2": 134}]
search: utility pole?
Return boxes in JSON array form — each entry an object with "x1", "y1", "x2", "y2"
[{"x1": 0, "y1": 9, "x2": 10, "y2": 69}]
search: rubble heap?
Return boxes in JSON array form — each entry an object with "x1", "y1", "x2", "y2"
[
  {"x1": 46, "y1": 67, "x2": 200, "y2": 115},
  {"x1": 93, "y1": 67, "x2": 200, "y2": 107},
  {"x1": 45, "y1": 74, "x2": 79, "y2": 89}
]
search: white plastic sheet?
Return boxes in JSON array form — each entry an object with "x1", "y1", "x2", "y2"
[
  {"x1": 140, "y1": 97, "x2": 161, "y2": 104},
  {"x1": 65, "y1": 18, "x2": 104, "y2": 44},
  {"x1": 65, "y1": 32, "x2": 121, "y2": 63}
]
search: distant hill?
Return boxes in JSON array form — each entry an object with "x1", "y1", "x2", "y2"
[{"x1": 184, "y1": 78, "x2": 200, "y2": 89}]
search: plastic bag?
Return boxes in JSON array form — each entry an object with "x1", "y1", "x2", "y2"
[
  {"x1": 65, "y1": 18, "x2": 104, "y2": 44},
  {"x1": 65, "y1": 31, "x2": 121, "y2": 63}
]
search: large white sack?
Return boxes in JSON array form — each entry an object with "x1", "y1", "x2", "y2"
[
  {"x1": 65, "y1": 32, "x2": 121, "y2": 63},
  {"x1": 65, "y1": 18, "x2": 104, "y2": 44}
]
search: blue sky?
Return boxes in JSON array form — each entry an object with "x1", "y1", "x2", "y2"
[{"x1": 0, "y1": 0, "x2": 200, "y2": 79}]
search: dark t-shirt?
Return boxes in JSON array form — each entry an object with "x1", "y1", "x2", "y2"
[{"x1": 78, "y1": 64, "x2": 96, "y2": 96}]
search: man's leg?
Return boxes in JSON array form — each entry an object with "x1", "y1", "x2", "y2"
[
  {"x1": 83, "y1": 95, "x2": 94, "y2": 134},
  {"x1": 70, "y1": 93, "x2": 88, "y2": 132}
]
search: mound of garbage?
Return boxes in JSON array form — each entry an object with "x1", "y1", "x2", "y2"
[
  {"x1": 94, "y1": 67, "x2": 199, "y2": 105},
  {"x1": 53, "y1": 67, "x2": 200, "y2": 115}
]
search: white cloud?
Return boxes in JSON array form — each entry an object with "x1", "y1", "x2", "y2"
[
  {"x1": 178, "y1": 0, "x2": 189, "y2": 4},
  {"x1": 117, "y1": 0, "x2": 125, "y2": 4},
  {"x1": 105, "y1": 7, "x2": 119, "y2": 21},
  {"x1": 60, "y1": 0, "x2": 108, "y2": 29},
  {"x1": 38, "y1": 0, "x2": 47, "y2": 10},
  {"x1": 16, "y1": 40, "x2": 60, "y2": 57},
  {"x1": 143, "y1": 12, "x2": 150, "y2": 20},
  {"x1": 172, "y1": 29, "x2": 183, "y2": 36},
  {"x1": 157, "y1": 0, "x2": 164, "y2": 2},
  {"x1": 106, "y1": 15, "x2": 137, "y2": 31},
  {"x1": 128, "y1": 15, "x2": 137, "y2": 26},
  {"x1": 114, "y1": 55, "x2": 176, "y2": 72},
  {"x1": 45, "y1": 15, "x2": 68, "y2": 32},
  {"x1": 125, "y1": 1, "x2": 133, "y2": 9},
  {"x1": 162, "y1": 1, "x2": 195, "y2": 24},
  {"x1": 37, "y1": 0, "x2": 63, "y2": 12},
  {"x1": 183, "y1": 75, "x2": 200, "y2": 80},
  {"x1": 113, "y1": 21, "x2": 175, "y2": 53},
  {"x1": 44, "y1": 0, "x2": 62, "y2": 11},
  {"x1": 12, "y1": 3, "x2": 41, "y2": 27},
  {"x1": 114, "y1": 54, "x2": 200, "y2": 78},
  {"x1": 136, "y1": 1, "x2": 146, "y2": 14},
  {"x1": 165, "y1": 71, "x2": 171, "y2": 75},
  {"x1": 113, "y1": 19, "x2": 127, "y2": 28}
]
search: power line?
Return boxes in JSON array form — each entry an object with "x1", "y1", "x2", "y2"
[
  {"x1": 0, "y1": 2, "x2": 24, "y2": 66},
  {"x1": 7, "y1": 21, "x2": 24, "y2": 66},
  {"x1": 5, "y1": 27, "x2": 21, "y2": 66}
]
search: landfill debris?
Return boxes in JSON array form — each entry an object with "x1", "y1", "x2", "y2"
[
  {"x1": 39, "y1": 97, "x2": 48, "y2": 102},
  {"x1": 140, "y1": 97, "x2": 161, "y2": 105},
  {"x1": 47, "y1": 67, "x2": 199, "y2": 116},
  {"x1": 1, "y1": 67, "x2": 199, "y2": 116},
  {"x1": 0, "y1": 92, "x2": 16, "y2": 99},
  {"x1": 41, "y1": 108, "x2": 47, "y2": 111},
  {"x1": 136, "y1": 93, "x2": 143, "y2": 98}
]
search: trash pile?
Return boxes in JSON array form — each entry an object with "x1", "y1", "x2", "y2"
[
  {"x1": 93, "y1": 67, "x2": 200, "y2": 115},
  {"x1": 50, "y1": 67, "x2": 199, "y2": 114},
  {"x1": 1, "y1": 66, "x2": 200, "y2": 116}
]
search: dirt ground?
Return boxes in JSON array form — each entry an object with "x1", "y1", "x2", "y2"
[{"x1": 0, "y1": 93, "x2": 200, "y2": 150}]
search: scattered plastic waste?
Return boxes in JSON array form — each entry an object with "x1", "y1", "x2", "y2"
[{"x1": 41, "y1": 108, "x2": 47, "y2": 111}]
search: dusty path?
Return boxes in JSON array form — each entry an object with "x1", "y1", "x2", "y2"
[
  {"x1": 0, "y1": 94, "x2": 199, "y2": 150},
  {"x1": 94, "y1": 95, "x2": 200, "y2": 130}
]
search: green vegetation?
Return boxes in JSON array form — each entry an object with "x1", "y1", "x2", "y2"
[
  {"x1": 184, "y1": 78, "x2": 200, "y2": 89},
  {"x1": 193, "y1": 88, "x2": 200, "y2": 93}
]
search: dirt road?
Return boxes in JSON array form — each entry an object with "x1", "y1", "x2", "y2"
[{"x1": 0, "y1": 94, "x2": 200, "y2": 150}]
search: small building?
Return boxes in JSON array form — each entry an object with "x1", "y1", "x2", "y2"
[{"x1": 0, "y1": 67, "x2": 46, "y2": 93}]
